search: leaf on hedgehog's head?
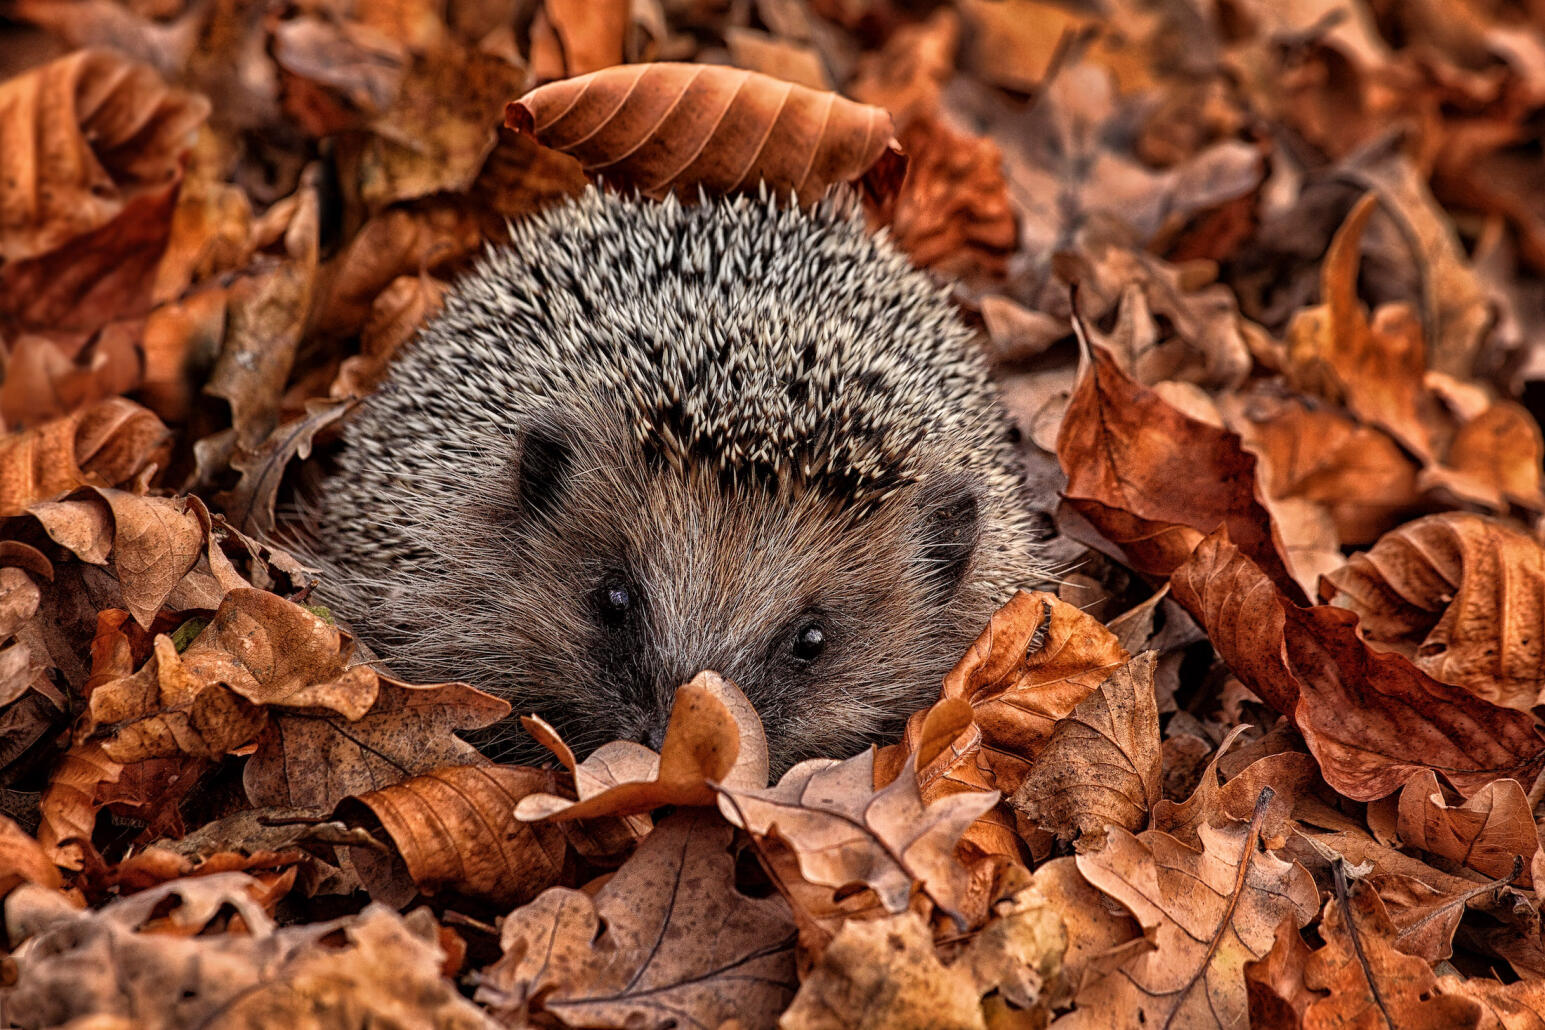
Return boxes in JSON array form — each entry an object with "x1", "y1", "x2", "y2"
[
  {"x1": 505, "y1": 62, "x2": 906, "y2": 206},
  {"x1": 516, "y1": 671, "x2": 766, "y2": 822}
]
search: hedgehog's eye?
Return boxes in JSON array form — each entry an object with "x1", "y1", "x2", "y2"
[
  {"x1": 792, "y1": 622, "x2": 826, "y2": 662},
  {"x1": 596, "y1": 577, "x2": 635, "y2": 626}
]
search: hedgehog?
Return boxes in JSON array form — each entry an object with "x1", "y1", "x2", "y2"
[{"x1": 307, "y1": 188, "x2": 1042, "y2": 768}]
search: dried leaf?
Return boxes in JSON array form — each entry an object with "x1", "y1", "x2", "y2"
[
  {"x1": 1286, "y1": 193, "x2": 1440, "y2": 461},
  {"x1": 1059, "y1": 343, "x2": 1302, "y2": 598},
  {"x1": 6, "y1": 875, "x2": 491, "y2": 1029},
  {"x1": 245, "y1": 672, "x2": 510, "y2": 811},
  {"x1": 216, "y1": 396, "x2": 355, "y2": 536},
  {"x1": 1171, "y1": 530, "x2": 1545, "y2": 800},
  {"x1": 345, "y1": 764, "x2": 567, "y2": 908},
  {"x1": 0, "y1": 49, "x2": 207, "y2": 263},
  {"x1": 0, "y1": 814, "x2": 61, "y2": 897},
  {"x1": 1420, "y1": 401, "x2": 1545, "y2": 512},
  {"x1": 1323, "y1": 512, "x2": 1545, "y2": 711},
  {"x1": 1013, "y1": 651, "x2": 1161, "y2": 850},
  {"x1": 1304, "y1": 873, "x2": 1485, "y2": 1029},
  {"x1": 477, "y1": 811, "x2": 796, "y2": 1029},
  {"x1": 518, "y1": 671, "x2": 766, "y2": 821},
  {"x1": 717, "y1": 732, "x2": 998, "y2": 926},
  {"x1": 1397, "y1": 770, "x2": 1540, "y2": 885},
  {"x1": 1246, "y1": 918, "x2": 1318, "y2": 1029},
  {"x1": 941, "y1": 590, "x2": 1129, "y2": 795},
  {"x1": 1067, "y1": 794, "x2": 1319, "y2": 1029},
  {"x1": 0, "y1": 399, "x2": 168, "y2": 516},
  {"x1": 506, "y1": 62, "x2": 904, "y2": 205}
]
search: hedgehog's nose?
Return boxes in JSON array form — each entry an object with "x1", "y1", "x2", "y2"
[{"x1": 634, "y1": 720, "x2": 668, "y2": 752}]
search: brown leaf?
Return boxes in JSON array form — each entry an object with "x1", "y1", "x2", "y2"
[
  {"x1": 779, "y1": 912, "x2": 987, "y2": 1030},
  {"x1": 1286, "y1": 193, "x2": 1441, "y2": 461},
  {"x1": 6, "y1": 875, "x2": 490, "y2": 1028},
  {"x1": 1058, "y1": 343, "x2": 1302, "y2": 599},
  {"x1": 1372, "y1": 869, "x2": 1522, "y2": 966},
  {"x1": 517, "y1": 671, "x2": 767, "y2": 821},
  {"x1": 1246, "y1": 918, "x2": 1318, "y2": 1029},
  {"x1": 1434, "y1": 975, "x2": 1545, "y2": 1030},
  {"x1": 0, "y1": 814, "x2": 62, "y2": 897},
  {"x1": 1324, "y1": 513, "x2": 1545, "y2": 712},
  {"x1": 716, "y1": 717, "x2": 998, "y2": 926},
  {"x1": 506, "y1": 62, "x2": 904, "y2": 205},
  {"x1": 1397, "y1": 770, "x2": 1540, "y2": 885},
  {"x1": 0, "y1": 399, "x2": 168, "y2": 516},
  {"x1": 1420, "y1": 401, "x2": 1545, "y2": 512},
  {"x1": 476, "y1": 811, "x2": 797, "y2": 1029},
  {"x1": 330, "y1": 273, "x2": 446, "y2": 399},
  {"x1": 215, "y1": 397, "x2": 355, "y2": 536},
  {"x1": 344, "y1": 764, "x2": 567, "y2": 908},
  {"x1": 1304, "y1": 872, "x2": 1485, "y2": 1029},
  {"x1": 888, "y1": 113, "x2": 1017, "y2": 283},
  {"x1": 0, "y1": 49, "x2": 207, "y2": 263},
  {"x1": 940, "y1": 590, "x2": 1129, "y2": 795},
  {"x1": 1013, "y1": 651, "x2": 1161, "y2": 850},
  {"x1": 1066, "y1": 794, "x2": 1319, "y2": 1030},
  {"x1": 245, "y1": 672, "x2": 510, "y2": 812},
  {"x1": 36, "y1": 740, "x2": 123, "y2": 869},
  {"x1": 543, "y1": 0, "x2": 629, "y2": 77},
  {"x1": 1028, "y1": 856, "x2": 1142, "y2": 997},
  {"x1": 1171, "y1": 530, "x2": 1545, "y2": 800}
]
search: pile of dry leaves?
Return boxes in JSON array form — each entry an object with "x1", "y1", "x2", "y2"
[{"x1": 4, "y1": 0, "x2": 1545, "y2": 1027}]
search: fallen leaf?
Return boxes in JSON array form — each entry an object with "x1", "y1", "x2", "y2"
[
  {"x1": 1058, "y1": 342, "x2": 1302, "y2": 598},
  {"x1": 1013, "y1": 651, "x2": 1161, "y2": 850},
  {"x1": 216, "y1": 397, "x2": 356, "y2": 535},
  {"x1": 0, "y1": 399, "x2": 168, "y2": 516},
  {"x1": 1421, "y1": 401, "x2": 1545, "y2": 512},
  {"x1": 1397, "y1": 769, "x2": 1540, "y2": 885},
  {"x1": 1286, "y1": 193, "x2": 1441, "y2": 461},
  {"x1": 344, "y1": 764, "x2": 567, "y2": 908},
  {"x1": 244, "y1": 672, "x2": 510, "y2": 811},
  {"x1": 1305, "y1": 871, "x2": 1485, "y2": 1029},
  {"x1": 6, "y1": 874, "x2": 491, "y2": 1029},
  {"x1": 517, "y1": 671, "x2": 766, "y2": 821},
  {"x1": 1172, "y1": 530, "x2": 1545, "y2": 800},
  {"x1": 939, "y1": 590, "x2": 1129, "y2": 795},
  {"x1": 888, "y1": 113, "x2": 1017, "y2": 283},
  {"x1": 0, "y1": 814, "x2": 61, "y2": 897},
  {"x1": 0, "y1": 49, "x2": 207, "y2": 263},
  {"x1": 716, "y1": 718, "x2": 998, "y2": 926},
  {"x1": 542, "y1": 0, "x2": 629, "y2": 77},
  {"x1": 1246, "y1": 918, "x2": 1318, "y2": 1029},
  {"x1": 476, "y1": 811, "x2": 797, "y2": 1029},
  {"x1": 779, "y1": 912, "x2": 986, "y2": 1030},
  {"x1": 1066, "y1": 793, "x2": 1319, "y2": 1029},
  {"x1": 1434, "y1": 975, "x2": 1545, "y2": 1030},
  {"x1": 506, "y1": 62, "x2": 905, "y2": 205}
]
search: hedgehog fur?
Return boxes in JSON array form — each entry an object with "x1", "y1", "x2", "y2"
[{"x1": 309, "y1": 187, "x2": 1042, "y2": 767}]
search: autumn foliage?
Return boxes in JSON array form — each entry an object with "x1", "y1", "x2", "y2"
[{"x1": 5, "y1": 1, "x2": 1545, "y2": 1028}]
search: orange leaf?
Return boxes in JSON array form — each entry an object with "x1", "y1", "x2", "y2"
[
  {"x1": 0, "y1": 399, "x2": 168, "y2": 516},
  {"x1": 506, "y1": 62, "x2": 905, "y2": 205},
  {"x1": 346, "y1": 764, "x2": 568, "y2": 908}
]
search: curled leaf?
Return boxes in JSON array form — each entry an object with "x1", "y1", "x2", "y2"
[{"x1": 506, "y1": 62, "x2": 904, "y2": 205}]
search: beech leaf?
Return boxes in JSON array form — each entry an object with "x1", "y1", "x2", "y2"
[{"x1": 506, "y1": 62, "x2": 905, "y2": 205}]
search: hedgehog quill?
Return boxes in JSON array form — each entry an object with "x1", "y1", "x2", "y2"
[{"x1": 308, "y1": 189, "x2": 1043, "y2": 769}]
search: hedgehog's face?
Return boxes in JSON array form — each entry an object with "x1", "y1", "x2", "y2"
[{"x1": 468, "y1": 418, "x2": 997, "y2": 771}]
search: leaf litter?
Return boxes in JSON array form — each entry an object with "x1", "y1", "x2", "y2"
[{"x1": 5, "y1": 2, "x2": 1545, "y2": 1028}]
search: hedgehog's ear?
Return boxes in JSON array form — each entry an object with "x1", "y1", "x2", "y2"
[
  {"x1": 917, "y1": 479, "x2": 981, "y2": 601},
  {"x1": 512, "y1": 421, "x2": 576, "y2": 520}
]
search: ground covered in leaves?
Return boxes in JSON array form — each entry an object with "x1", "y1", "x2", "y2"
[{"x1": 3, "y1": 0, "x2": 1545, "y2": 1027}]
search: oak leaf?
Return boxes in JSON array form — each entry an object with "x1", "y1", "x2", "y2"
[
  {"x1": 1171, "y1": 530, "x2": 1545, "y2": 800},
  {"x1": 506, "y1": 62, "x2": 905, "y2": 205},
  {"x1": 4, "y1": 874, "x2": 490, "y2": 1029},
  {"x1": 1304, "y1": 873, "x2": 1485, "y2": 1029},
  {"x1": 1066, "y1": 793, "x2": 1319, "y2": 1030},
  {"x1": 1322, "y1": 513, "x2": 1545, "y2": 711},
  {"x1": 717, "y1": 701, "x2": 997, "y2": 927},
  {"x1": 476, "y1": 811, "x2": 797, "y2": 1030},
  {"x1": 1013, "y1": 651, "x2": 1162, "y2": 850},
  {"x1": 343, "y1": 764, "x2": 567, "y2": 908}
]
